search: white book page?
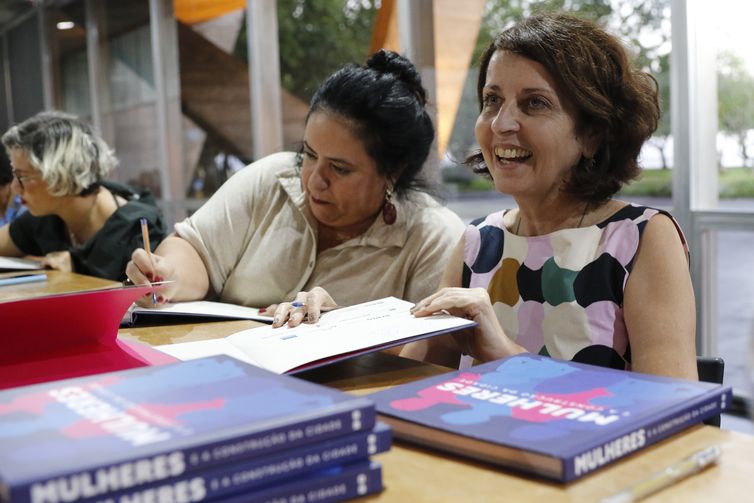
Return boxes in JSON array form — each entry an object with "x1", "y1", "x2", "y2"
[
  {"x1": 0, "y1": 256, "x2": 43, "y2": 271},
  {"x1": 225, "y1": 297, "x2": 473, "y2": 373},
  {"x1": 155, "y1": 338, "x2": 264, "y2": 367}
]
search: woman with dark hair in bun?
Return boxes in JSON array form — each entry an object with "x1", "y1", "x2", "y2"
[{"x1": 127, "y1": 50, "x2": 465, "y2": 323}]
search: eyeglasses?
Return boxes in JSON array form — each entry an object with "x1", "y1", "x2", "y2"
[{"x1": 11, "y1": 169, "x2": 39, "y2": 189}]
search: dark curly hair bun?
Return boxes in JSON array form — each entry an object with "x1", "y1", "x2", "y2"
[{"x1": 367, "y1": 49, "x2": 427, "y2": 106}]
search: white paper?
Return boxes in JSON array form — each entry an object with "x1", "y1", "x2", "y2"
[
  {"x1": 126, "y1": 300, "x2": 274, "y2": 324},
  {"x1": 0, "y1": 256, "x2": 43, "y2": 271},
  {"x1": 156, "y1": 338, "x2": 263, "y2": 367},
  {"x1": 156, "y1": 297, "x2": 474, "y2": 374}
]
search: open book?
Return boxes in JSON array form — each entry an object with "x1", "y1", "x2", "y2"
[
  {"x1": 121, "y1": 300, "x2": 274, "y2": 326},
  {"x1": 156, "y1": 296, "x2": 476, "y2": 374},
  {"x1": 0, "y1": 283, "x2": 176, "y2": 390}
]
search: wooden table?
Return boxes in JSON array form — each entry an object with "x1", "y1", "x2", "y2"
[
  {"x1": 6, "y1": 272, "x2": 754, "y2": 502},
  {"x1": 0, "y1": 269, "x2": 118, "y2": 301}
]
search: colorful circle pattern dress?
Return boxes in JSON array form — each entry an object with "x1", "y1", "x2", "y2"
[{"x1": 462, "y1": 204, "x2": 688, "y2": 370}]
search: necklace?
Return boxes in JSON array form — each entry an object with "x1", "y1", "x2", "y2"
[{"x1": 514, "y1": 202, "x2": 590, "y2": 235}]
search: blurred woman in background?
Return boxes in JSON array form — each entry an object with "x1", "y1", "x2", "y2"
[
  {"x1": 0, "y1": 111, "x2": 166, "y2": 280},
  {"x1": 0, "y1": 147, "x2": 24, "y2": 226}
]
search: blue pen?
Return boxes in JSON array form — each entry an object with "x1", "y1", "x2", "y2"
[{"x1": 0, "y1": 273, "x2": 48, "y2": 287}]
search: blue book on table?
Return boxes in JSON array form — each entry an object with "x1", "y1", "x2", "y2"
[
  {"x1": 370, "y1": 354, "x2": 732, "y2": 482},
  {"x1": 0, "y1": 356, "x2": 375, "y2": 503}
]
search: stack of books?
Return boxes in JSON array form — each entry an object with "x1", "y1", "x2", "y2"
[{"x1": 0, "y1": 356, "x2": 389, "y2": 503}]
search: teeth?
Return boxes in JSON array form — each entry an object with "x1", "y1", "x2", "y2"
[{"x1": 494, "y1": 147, "x2": 531, "y2": 160}]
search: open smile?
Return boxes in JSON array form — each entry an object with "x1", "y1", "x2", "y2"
[{"x1": 494, "y1": 146, "x2": 532, "y2": 164}]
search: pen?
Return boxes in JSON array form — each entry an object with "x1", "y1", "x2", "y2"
[
  {"x1": 140, "y1": 218, "x2": 158, "y2": 304},
  {"x1": 600, "y1": 444, "x2": 722, "y2": 503},
  {"x1": 0, "y1": 273, "x2": 48, "y2": 287}
]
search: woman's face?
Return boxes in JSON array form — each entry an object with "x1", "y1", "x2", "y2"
[
  {"x1": 475, "y1": 50, "x2": 591, "y2": 203},
  {"x1": 9, "y1": 149, "x2": 59, "y2": 216},
  {"x1": 301, "y1": 111, "x2": 389, "y2": 235}
]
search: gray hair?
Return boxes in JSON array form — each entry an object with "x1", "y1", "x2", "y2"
[{"x1": 1, "y1": 111, "x2": 117, "y2": 196}]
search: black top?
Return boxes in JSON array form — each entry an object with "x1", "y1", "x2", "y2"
[{"x1": 9, "y1": 181, "x2": 167, "y2": 281}]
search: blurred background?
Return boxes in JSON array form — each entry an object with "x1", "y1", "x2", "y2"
[{"x1": 0, "y1": 0, "x2": 751, "y2": 424}]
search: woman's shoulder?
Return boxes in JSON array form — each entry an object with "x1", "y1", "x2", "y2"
[
  {"x1": 596, "y1": 201, "x2": 687, "y2": 257},
  {"x1": 9, "y1": 210, "x2": 60, "y2": 235},
  {"x1": 597, "y1": 201, "x2": 676, "y2": 228},
  {"x1": 237, "y1": 151, "x2": 299, "y2": 179},
  {"x1": 105, "y1": 193, "x2": 167, "y2": 238},
  {"x1": 220, "y1": 152, "x2": 300, "y2": 199}
]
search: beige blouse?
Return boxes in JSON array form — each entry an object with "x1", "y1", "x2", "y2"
[{"x1": 174, "y1": 152, "x2": 465, "y2": 307}]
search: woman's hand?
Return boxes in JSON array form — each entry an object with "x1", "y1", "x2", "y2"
[
  {"x1": 410, "y1": 287, "x2": 525, "y2": 362},
  {"x1": 266, "y1": 286, "x2": 340, "y2": 328},
  {"x1": 126, "y1": 248, "x2": 175, "y2": 306},
  {"x1": 37, "y1": 251, "x2": 72, "y2": 272}
]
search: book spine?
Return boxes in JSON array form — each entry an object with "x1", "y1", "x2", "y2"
[
  {"x1": 90, "y1": 426, "x2": 390, "y2": 503},
  {"x1": 564, "y1": 388, "x2": 732, "y2": 481},
  {"x1": 13, "y1": 405, "x2": 375, "y2": 503},
  {"x1": 220, "y1": 460, "x2": 383, "y2": 503}
]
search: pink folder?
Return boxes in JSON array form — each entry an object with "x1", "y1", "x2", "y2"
[{"x1": 0, "y1": 285, "x2": 177, "y2": 390}]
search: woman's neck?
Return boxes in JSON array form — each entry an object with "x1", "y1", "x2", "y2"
[
  {"x1": 513, "y1": 198, "x2": 591, "y2": 236},
  {"x1": 511, "y1": 198, "x2": 622, "y2": 236},
  {"x1": 316, "y1": 214, "x2": 378, "y2": 253},
  {"x1": 59, "y1": 188, "x2": 118, "y2": 245}
]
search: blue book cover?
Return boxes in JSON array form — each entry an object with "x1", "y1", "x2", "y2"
[
  {"x1": 217, "y1": 460, "x2": 383, "y2": 503},
  {"x1": 0, "y1": 356, "x2": 375, "y2": 503},
  {"x1": 90, "y1": 424, "x2": 390, "y2": 503},
  {"x1": 370, "y1": 354, "x2": 732, "y2": 482}
]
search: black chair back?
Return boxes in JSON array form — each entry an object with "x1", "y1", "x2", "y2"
[{"x1": 697, "y1": 356, "x2": 725, "y2": 427}]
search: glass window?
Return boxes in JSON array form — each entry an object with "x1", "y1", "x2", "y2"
[
  {"x1": 176, "y1": 6, "x2": 249, "y2": 202},
  {"x1": 716, "y1": 230, "x2": 754, "y2": 399},
  {"x1": 0, "y1": 35, "x2": 8, "y2": 134},
  {"x1": 714, "y1": 1, "x2": 754, "y2": 207},
  {"x1": 7, "y1": 15, "x2": 44, "y2": 121},
  {"x1": 101, "y1": 0, "x2": 162, "y2": 197},
  {"x1": 46, "y1": 2, "x2": 92, "y2": 117}
]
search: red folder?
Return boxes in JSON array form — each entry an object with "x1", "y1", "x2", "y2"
[{"x1": 0, "y1": 285, "x2": 177, "y2": 390}]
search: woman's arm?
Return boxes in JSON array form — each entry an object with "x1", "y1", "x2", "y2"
[
  {"x1": 126, "y1": 234, "x2": 210, "y2": 305},
  {"x1": 623, "y1": 214, "x2": 698, "y2": 379}
]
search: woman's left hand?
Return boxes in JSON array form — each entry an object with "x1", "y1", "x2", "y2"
[
  {"x1": 266, "y1": 287, "x2": 340, "y2": 328},
  {"x1": 411, "y1": 287, "x2": 524, "y2": 362},
  {"x1": 33, "y1": 251, "x2": 73, "y2": 272}
]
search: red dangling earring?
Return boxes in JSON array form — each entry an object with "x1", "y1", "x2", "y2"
[{"x1": 382, "y1": 184, "x2": 397, "y2": 225}]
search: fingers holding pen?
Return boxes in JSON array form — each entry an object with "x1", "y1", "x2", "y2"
[
  {"x1": 126, "y1": 248, "x2": 171, "y2": 306},
  {"x1": 127, "y1": 248, "x2": 158, "y2": 284}
]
